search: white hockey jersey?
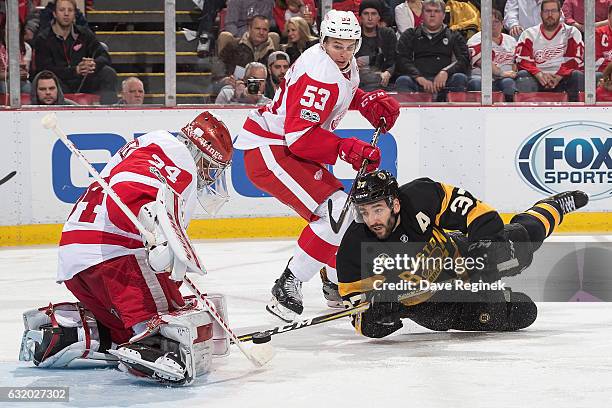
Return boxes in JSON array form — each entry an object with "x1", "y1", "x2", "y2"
[
  {"x1": 234, "y1": 44, "x2": 360, "y2": 152},
  {"x1": 515, "y1": 23, "x2": 584, "y2": 76},
  {"x1": 467, "y1": 32, "x2": 517, "y2": 75},
  {"x1": 57, "y1": 130, "x2": 198, "y2": 283}
]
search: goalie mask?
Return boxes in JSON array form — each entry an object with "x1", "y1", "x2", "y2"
[{"x1": 179, "y1": 111, "x2": 233, "y2": 215}]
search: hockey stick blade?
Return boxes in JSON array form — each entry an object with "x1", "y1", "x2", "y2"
[{"x1": 328, "y1": 118, "x2": 386, "y2": 233}]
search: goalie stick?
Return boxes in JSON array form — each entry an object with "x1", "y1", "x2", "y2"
[
  {"x1": 328, "y1": 117, "x2": 386, "y2": 233},
  {"x1": 42, "y1": 113, "x2": 273, "y2": 368}
]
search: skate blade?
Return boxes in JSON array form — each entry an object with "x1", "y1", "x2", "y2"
[
  {"x1": 326, "y1": 300, "x2": 344, "y2": 309},
  {"x1": 266, "y1": 297, "x2": 297, "y2": 322},
  {"x1": 108, "y1": 348, "x2": 185, "y2": 382}
]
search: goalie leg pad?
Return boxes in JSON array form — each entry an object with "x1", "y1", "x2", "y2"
[
  {"x1": 110, "y1": 306, "x2": 214, "y2": 385},
  {"x1": 19, "y1": 302, "x2": 117, "y2": 368}
]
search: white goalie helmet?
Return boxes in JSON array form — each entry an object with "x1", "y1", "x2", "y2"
[{"x1": 319, "y1": 9, "x2": 362, "y2": 54}]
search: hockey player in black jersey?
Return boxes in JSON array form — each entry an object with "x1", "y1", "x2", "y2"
[{"x1": 336, "y1": 170, "x2": 589, "y2": 338}]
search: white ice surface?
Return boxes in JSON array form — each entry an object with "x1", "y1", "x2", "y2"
[{"x1": 1, "y1": 238, "x2": 611, "y2": 407}]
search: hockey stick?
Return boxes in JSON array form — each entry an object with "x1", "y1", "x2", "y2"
[
  {"x1": 237, "y1": 303, "x2": 369, "y2": 343},
  {"x1": 0, "y1": 170, "x2": 17, "y2": 186},
  {"x1": 41, "y1": 113, "x2": 273, "y2": 368},
  {"x1": 328, "y1": 117, "x2": 386, "y2": 233},
  {"x1": 237, "y1": 275, "x2": 457, "y2": 342}
]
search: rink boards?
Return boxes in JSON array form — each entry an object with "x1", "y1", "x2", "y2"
[{"x1": 0, "y1": 105, "x2": 611, "y2": 245}]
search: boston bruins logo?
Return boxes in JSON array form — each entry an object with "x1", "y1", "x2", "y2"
[{"x1": 479, "y1": 312, "x2": 491, "y2": 324}]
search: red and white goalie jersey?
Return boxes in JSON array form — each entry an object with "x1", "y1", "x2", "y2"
[
  {"x1": 596, "y1": 24, "x2": 612, "y2": 72},
  {"x1": 515, "y1": 24, "x2": 584, "y2": 76},
  {"x1": 234, "y1": 44, "x2": 359, "y2": 162},
  {"x1": 467, "y1": 32, "x2": 517, "y2": 75},
  {"x1": 57, "y1": 130, "x2": 198, "y2": 283}
]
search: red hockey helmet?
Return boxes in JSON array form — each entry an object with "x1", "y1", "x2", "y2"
[{"x1": 179, "y1": 111, "x2": 233, "y2": 214}]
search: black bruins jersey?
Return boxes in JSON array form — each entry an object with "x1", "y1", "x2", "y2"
[{"x1": 336, "y1": 177, "x2": 505, "y2": 308}]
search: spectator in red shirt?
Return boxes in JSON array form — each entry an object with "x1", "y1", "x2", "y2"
[
  {"x1": 561, "y1": 0, "x2": 609, "y2": 32},
  {"x1": 597, "y1": 62, "x2": 612, "y2": 101}
]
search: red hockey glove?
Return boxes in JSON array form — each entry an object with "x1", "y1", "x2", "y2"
[
  {"x1": 338, "y1": 137, "x2": 381, "y2": 172},
  {"x1": 356, "y1": 90, "x2": 400, "y2": 132}
]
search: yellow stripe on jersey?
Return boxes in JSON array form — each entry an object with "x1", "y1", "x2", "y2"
[
  {"x1": 526, "y1": 209, "x2": 551, "y2": 236},
  {"x1": 435, "y1": 182, "x2": 455, "y2": 225},
  {"x1": 535, "y1": 202, "x2": 561, "y2": 228},
  {"x1": 466, "y1": 201, "x2": 496, "y2": 227},
  {"x1": 338, "y1": 275, "x2": 385, "y2": 297}
]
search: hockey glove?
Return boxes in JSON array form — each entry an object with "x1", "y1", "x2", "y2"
[
  {"x1": 355, "y1": 90, "x2": 400, "y2": 132},
  {"x1": 338, "y1": 137, "x2": 381, "y2": 172},
  {"x1": 367, "y1": 291, "x2": 403, "y2": 324},
  {"x1": 352, "y1": 291, "x2": 403, "y2": 338}
]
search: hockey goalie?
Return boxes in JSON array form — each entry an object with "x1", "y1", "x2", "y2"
[{"x1": 19, "y1": 111, "x2": 233, "y2": 385}]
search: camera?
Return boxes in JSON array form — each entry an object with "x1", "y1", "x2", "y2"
[{"x1": 246, "y1": 78, "x2": 265, "y2": 95}]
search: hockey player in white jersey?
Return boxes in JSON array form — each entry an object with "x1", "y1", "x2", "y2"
[
  {"x1": 19, "y1": 112, "x2": 234, "y2": 385},
  {"x1": 234, "y1": 10, "x2": 401, "y2": 321}
]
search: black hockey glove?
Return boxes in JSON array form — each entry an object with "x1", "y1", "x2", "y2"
[{"x1": 367, "y1": 291, "x2": 403, "y2": 324}]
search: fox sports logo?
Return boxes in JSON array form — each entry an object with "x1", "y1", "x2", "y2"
[{"x1": 516, "y1": 121, "x2": 612, "y2": 200}]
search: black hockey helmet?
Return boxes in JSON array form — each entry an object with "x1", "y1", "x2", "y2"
[{"x1": 352, "y1": 170, "x2": 399, "y2": 207}]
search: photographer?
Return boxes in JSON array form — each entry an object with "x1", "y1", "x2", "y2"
[{"x1": 215, "y1": 62, "x2": 272, "y2": 105}]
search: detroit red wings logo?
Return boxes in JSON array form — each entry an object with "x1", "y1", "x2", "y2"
[
  {"x1": 534, "y1": 45, "x2": 566, "y2": 64},
  {"x1": 494, "y1": 50, "x2": 514, "y2": 66}
]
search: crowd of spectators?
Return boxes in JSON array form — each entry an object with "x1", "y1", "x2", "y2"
[
  {"x1": 1, "y1": 0, "x2": 611, "y2": 105},
  {"x1": 203, "y1": 0, "x2": 610, "y2": 103}
]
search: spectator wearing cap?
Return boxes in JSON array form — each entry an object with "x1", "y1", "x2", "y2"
[
  {"x1": 355, "y1": 0, "x2": 397, "y2": 91},
  {"x1": 265, "y1": 51, "x2": 290, "y2": 99}
]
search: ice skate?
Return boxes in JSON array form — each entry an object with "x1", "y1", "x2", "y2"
[
  {"x1": 266, "y1": 260, "x2": 303, "y2": 322},
  {"x1": 320, "y1": 268, "x2": 343, "y2": 309},
  {"x1": 536, "y1": 190, "x2": 588, "y2": 215},
  {"x1": 109, "y1": 336, "x2": 188, "y2": 385}
]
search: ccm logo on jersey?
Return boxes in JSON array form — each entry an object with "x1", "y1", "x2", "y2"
[{"x1": 300, "y1": 109, "x2": 320, "y2": 123}]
